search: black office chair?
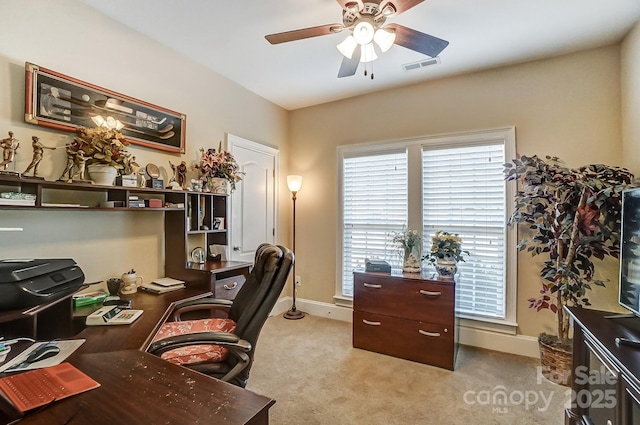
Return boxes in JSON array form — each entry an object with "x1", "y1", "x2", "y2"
[{"x1": 148, "y1": 243, "x2": 293, "y2": 387}]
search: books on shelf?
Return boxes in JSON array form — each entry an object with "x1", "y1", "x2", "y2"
[
  {"x1": 0, "y1": 198, "x2": 35, "y2": 206},
  {"x1": 41, "y1": 203, "x2": 86, "y2": 208}
]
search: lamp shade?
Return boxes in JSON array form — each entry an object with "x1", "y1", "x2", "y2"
[
  {"x1": 374, "y1": 28, "x2": 396, "y2": 52},
  {"x1": 287, "y1": 175, "x2": 303, "y2": 193},
  {"x1": 337, "y1": 35, "x2": 358, "y2": 59},
  {"x1": 360, "y1": 43, "x2": 378, "y2": 63},
  {"x1": 353, "y1": 21, "x2": 375, "y2": 45}
]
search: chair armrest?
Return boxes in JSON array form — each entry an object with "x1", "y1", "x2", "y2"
[
  {"x1": 148, "y1": 332, "x2": 252, "y2": 355},
  {"x1": 172, "y1": 298, "x2": 234, "y2": 321}
]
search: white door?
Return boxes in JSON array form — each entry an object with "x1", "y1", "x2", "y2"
[{"x1": 227, "y1": 134, "x2": 278, "y2": 263}]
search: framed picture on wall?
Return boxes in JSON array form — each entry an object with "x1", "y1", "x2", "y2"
[{"x1": 24, "y1": 62, "x2": 186, "y2": 154}]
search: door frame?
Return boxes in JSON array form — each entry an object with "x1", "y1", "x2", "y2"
[{"x1": 226, "y1": 133, "x2": 280, "y2": 260}]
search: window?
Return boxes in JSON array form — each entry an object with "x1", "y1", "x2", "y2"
[
  {"x1": 341, "y1": 150, "x2": 407, "y2": 297},
  {"x1": 338, "y1": 128, "x2": 516, "y2": 325},
  {"x1": 423, "y1": 143, "x2": 507, "y2": 319}
]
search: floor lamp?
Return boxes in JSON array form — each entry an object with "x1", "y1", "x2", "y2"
[{"x1": 284, "y1": 174, "x2": 305, "y2": 320}]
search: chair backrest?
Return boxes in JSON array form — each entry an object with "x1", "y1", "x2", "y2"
[{"x1": 227, "y1": 243, "x2": 293, "y2": 385}]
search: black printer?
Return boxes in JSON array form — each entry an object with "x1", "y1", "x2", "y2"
[{"x1": 0, "y1": 259, "x2": 85, "y2": 310}]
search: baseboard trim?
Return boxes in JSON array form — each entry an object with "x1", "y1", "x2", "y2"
[
  {"x1": 271, "y1": 297, "x2": 353, "y2": 322},
  {"x1": 272, "y1": 297, "x2": 540, "y2": 358}
]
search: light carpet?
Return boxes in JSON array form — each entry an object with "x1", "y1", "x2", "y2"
[{"x1": 247, "y1": 314, "x2": 567, "y2": 425}]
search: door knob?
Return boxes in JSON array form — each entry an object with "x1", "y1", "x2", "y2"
[{"x1": 233, "y1": 245, "x2": 240, "y2": 251}]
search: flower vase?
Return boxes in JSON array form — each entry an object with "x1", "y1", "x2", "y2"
[
  {"x1": 402, "y1": 245, "x2": 422, "y2": 273},
  {"x1": 435, "y1": 255, "x2": 457, "y2": 280},
  {"x1": 87, "y1": 164, "x2": 117, "y2": 186},
  {"x1": 207, "y1": 177, "x2": 228, "y2": 194}
]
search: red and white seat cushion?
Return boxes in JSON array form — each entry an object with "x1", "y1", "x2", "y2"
[{"x1": 152, "y1": 318, "x2": 236, "y2": 366}]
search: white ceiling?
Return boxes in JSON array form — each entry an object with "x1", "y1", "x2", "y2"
[{"x1": 79, "y1": 0, "x2": 640, "y2": 111}]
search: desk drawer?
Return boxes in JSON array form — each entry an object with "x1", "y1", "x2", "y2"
[
  {"x1": 352, "y1": 310, "x2": 455, "y2": 370},
  {"x1": 353, "y1": 274, "x2": 454, "y2": 325},
  {"x1": 214, "y1": 278, "x2": 243, "y2": 300}
]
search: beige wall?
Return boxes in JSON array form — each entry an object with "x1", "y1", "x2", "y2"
[
  {"x1": 0, "y1": 0, "x2": 289, "y2": 285},
  {"x1": 622, "y1": 21, "x2": 640, "y2": 173},
  {"x1": 289, "y1": 45, "x2": 626, "y2": 337}
]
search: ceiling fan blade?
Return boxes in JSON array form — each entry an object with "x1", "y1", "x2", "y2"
[
  {"x1": 265, "y1": 24, "x2": 343, "y2": 44},
  {"x1": 386, "y1": 23, "x2": 449, "y2": 57},
  {"x1": 336, "y1": 0, "x2": 363, "y2": 11},
  {"x1": 379, "y1": 0, "x2": 424, "y2": 16},
  {"x1": 338, "y1": 48, "x2": 362, "y2": 78}
]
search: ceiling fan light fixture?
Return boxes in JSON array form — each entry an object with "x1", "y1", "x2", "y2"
[
  {"x1": 359, "y1": 43, "x2": 378, "y2": 63},
  {"x1": 353, "y1": 21, "x2": 375, "y2": 45},
  {"x1": 381, "y1": 4, "x2": 396, "y2": 16},
  {"x1": 337, "y1": 35, "x2": 358, "y2": 59},
  {"x1": 373, "y1": 28, "x2": 396, "y2": 52},
  {"x1": 346, "y1": 3, "x2": 360, "y2": 14}
]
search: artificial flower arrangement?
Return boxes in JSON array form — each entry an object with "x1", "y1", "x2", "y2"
[
  {"x1": 193, "y1": 142, "x2": 244, "y2": 192},
  {"x1": 390, "y1": 228, "x2": 424, "y2": 272},
  {"x1": 427, "y1": 230, "x2": 468, "y2": 264},
  {"x1": 74, "y1": 126, "x2": 133, "y2": 170},
  {"x1": 391, "y1": 228, "x2": 423, "y2": 257}
]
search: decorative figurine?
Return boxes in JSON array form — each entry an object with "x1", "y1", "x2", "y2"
[
  {"x1": 167, "y1": 161, "x2": 181, "y2": 190},
  {"x1": 70, "y1": 149, "x2": 90, "y2": 181},
  {"x1": 58, "y1": 141, "x2": 80, "y2": 181},
  {"x1": 0, "y1": 131, "x2": 20, "y2": 173},
  {"x1": 122, "y1": 155, "x2": 139, "y2": 177},
  {"x1": 22, "y1": 136, "x2": 56, "y2": 178},
  {"x1": 177, "y1": 161, "x2": 187, "y2": 189},
  {"x1": 138, "y1": 168, "x2": 147, "y2": 188}
]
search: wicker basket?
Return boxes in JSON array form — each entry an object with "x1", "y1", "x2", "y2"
[{"x1": 539, "y1": 338, "x2": 572, "y2": 386}]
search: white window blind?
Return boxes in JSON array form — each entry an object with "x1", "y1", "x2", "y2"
[
  {"x1": 422, "y1": 143, "x2": 506, "y2": 319},
  {"x1": 342, "y1": 151, "x2": 408, "y2": 297}
]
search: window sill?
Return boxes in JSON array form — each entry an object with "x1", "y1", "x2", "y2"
[
  {"x1": 457, "y1": 313, "x2": 518, "y2": 335},
  {"x1": 334, "y1": 295, "x2": 353, "y2": 309}
]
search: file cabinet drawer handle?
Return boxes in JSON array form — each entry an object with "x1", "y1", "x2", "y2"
[
  {"x1": 419, "y1": 290, "x2": 441, "y2": 297},
  {"x1": 363, "y1": 283, "x2": 382, "y2": 289},
  {"x1": 418, "y1": 330, "x2": 441, "y2": 337},
  {"x1": 362, "y1": 319, "x2": 381, "y2": 326}
]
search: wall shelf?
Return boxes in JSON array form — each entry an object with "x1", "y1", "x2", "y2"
[{"x1": 0, "y1": 175, "x2": 241, "y2": 295}]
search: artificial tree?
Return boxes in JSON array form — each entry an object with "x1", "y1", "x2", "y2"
[{"x1": 504, "y1": 155, "x2": 634, "y2": 348}]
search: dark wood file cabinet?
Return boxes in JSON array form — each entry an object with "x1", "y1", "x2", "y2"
[{"x1": 352, "y1": 271, "x2": 458, "y2": 370}]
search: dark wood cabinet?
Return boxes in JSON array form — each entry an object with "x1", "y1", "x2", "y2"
[
  {"x1": 352, "y1": 271, "x2": 458, "y2": 370},
  {"x1": 565, "y1": 307, "x2": 640, "y2": 425},
  {"x1": 0, "y1": 175, "x2": 248, "y2": 297}
]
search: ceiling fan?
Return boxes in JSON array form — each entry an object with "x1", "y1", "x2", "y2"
[{"x1": 265, "y1": 0, "x2": 449, "y2": 78}]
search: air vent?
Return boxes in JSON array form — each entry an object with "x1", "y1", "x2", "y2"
[{"x1": 402, "y1": 56, "x2": 441, "y2": 72}]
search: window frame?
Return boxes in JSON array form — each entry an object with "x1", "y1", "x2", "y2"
[{"x1": 335, "y1": 127, "x2": 517, "y2": 329}]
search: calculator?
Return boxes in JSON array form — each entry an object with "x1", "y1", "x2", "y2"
[{"x1": 86, "y1": 305, "x2": 143, "y2": 326}]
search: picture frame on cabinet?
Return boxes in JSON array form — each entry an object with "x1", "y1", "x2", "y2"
[{"x1": 24, "y1": 62, "x2": 186, "y2": 154}]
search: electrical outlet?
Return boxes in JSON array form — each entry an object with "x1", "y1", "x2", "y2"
[{"x1": 295, "y1": 276, "x2": 302, "y2": 286}]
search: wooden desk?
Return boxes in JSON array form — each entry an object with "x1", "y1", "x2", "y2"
[
  {"x1": 0, "y1": 283, "x2": 274, "y2": 425},
  {"x1": 17, "y1": 351, "x2": 273, "y2": 425},
  {"x1": 74, "y1": 282, "x2": 214, "y2": 354}
]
